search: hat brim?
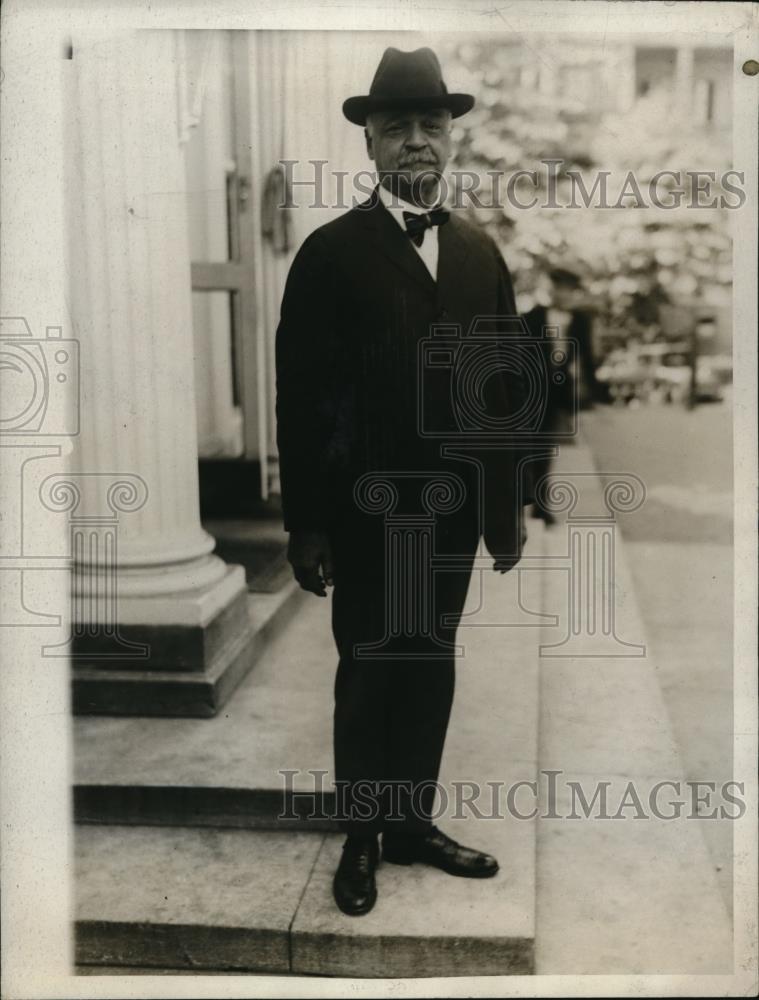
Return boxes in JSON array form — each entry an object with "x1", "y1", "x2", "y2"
[{"x1": 342, "y1": 92, "x2": 474, "y2": 126}]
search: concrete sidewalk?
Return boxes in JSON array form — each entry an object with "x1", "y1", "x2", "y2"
[
  {"x1": 534, "y1": 435, "x2": 733, "y2": 974},
  {"x1": 582, "y1": 402, "x2": 734, "y2": 913}
]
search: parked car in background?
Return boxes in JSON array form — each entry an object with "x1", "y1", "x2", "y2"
[
  {"x1": 596, "y1": 342, "x2": 724, "y2": 405},
  {"x1": 704, "y1": 353, "x2": 733, "y2": 386},
  {"x1": 653, "y1": 347, "x2": 723, "y2": 404},
  {"x1": 595, "y1": 347, "x2": 646, "y2": 404}
]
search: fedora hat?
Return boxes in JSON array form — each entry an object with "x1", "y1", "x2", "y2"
[{"x1": 342, "y1": 47, "x2": 474, "y2": 126}]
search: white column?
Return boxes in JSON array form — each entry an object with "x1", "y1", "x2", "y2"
[{"x1": 64, "y1": 29, "x2": 238, "y2": 614}]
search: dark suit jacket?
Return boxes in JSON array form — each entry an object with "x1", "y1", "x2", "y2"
[
  {"x1": 522, "y1": 305, "x2": 598, "y2": 425},
  {"x1": 275, "y1": 190, "x2": 536, "y2": 562}
]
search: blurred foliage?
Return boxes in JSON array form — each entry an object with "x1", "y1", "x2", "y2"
[{"x1": 439, "y1": 37, "x2": 733, "y2": 347}]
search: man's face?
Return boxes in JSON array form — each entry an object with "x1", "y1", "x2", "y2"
[{"x1": 365, "y1": 108, "x2": 452, "y2": 206}]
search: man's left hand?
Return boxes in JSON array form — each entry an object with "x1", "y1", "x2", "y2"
[{"x1": 493, "y1": 517, "x2": 528, "y2": 574}]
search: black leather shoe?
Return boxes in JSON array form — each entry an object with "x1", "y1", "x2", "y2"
[
  {"x1": 382, "y1": 826, "x2": 498, "y2": 878},
  {"x1": 332, "y1": 836, "x2": 379, "y2": 916}
]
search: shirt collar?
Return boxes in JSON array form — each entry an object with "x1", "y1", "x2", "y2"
[{"x1": 377, "y1": 182, "x2": 442, "y2": 230}]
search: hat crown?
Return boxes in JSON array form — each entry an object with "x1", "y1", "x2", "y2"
[
  {"x1": 341, "y1": 46, "x2": 474, "y2": 125},
  {"x1": 369, "y1": 47, "x2": 448, "y2": 101}
]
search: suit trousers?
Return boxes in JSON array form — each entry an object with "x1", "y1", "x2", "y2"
[{"x1": 329, "y1": 505, "x2": 479, "y2": 836}]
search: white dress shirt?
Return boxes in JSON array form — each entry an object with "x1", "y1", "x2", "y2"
[{"x1": 377, "y1": 183, "x2": 439, "y2": 281}]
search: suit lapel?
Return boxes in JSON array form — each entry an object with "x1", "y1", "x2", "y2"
[
  {"x1": 436, "y1": 215, "x2": 471, "y2": 302},
  {"x1": 360, "y1": 191, "x2": 437, "y2": 294},
  {"x1": 358, "y1": 191, "x2": 473, "y2": 301}
]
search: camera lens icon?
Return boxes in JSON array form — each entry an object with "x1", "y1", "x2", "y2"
[
  {"x1": 450, "y1": 336, "x2": 546, "y2": 433},
  {"x1": 0, "y1": 318, "x2": 79, "y2": 436},
  {"x1": 418, "y1": 316, "x2": 572, "y2": 438}
]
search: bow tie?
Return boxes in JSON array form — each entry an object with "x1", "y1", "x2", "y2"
[{"x1": 403, "y1": 208, "x2": 450, "y2": 246}]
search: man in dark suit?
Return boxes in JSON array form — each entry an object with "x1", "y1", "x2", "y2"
[
  {"x1": 523, "y1": 266, "x2": 597, "y2": 524},
  {"x1": 276, "y1": 47, "x2": 536, "y2": 916}
]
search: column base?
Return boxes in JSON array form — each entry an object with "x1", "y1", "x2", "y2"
[{"x1": 70, "y1": 565, "x2": 263, "y2": 717}]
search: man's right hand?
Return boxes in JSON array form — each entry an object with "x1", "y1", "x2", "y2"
[{"x1": 287, "y1": 530, "x2": 334, "y2": 597}]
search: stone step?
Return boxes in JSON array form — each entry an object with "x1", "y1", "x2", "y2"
[
  {"x1": 74, "y1": 526, "x2": 546, "y2": 974},
  {"x1": 74, "y1": 528, "x2": 546, "y2": 831},
  {"x1": 75, "y1": 826, "x2": 320, "y2": 973},
  {"x1": 73, "y1": 578, "x2": 305, "y2": 719},
  {"x1": 75, "y1": 823, "x2": 533, "y2": 976},
  {"x1": 74, "y1": 581, "x2": 338, "y2": 827},
  {"x1": 291, "y1": 823, "x2": 534, "y2": 976}
]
